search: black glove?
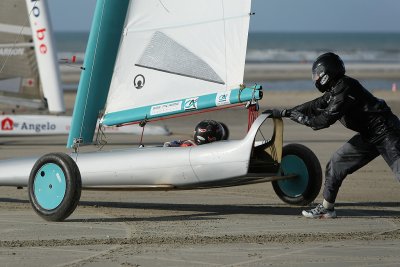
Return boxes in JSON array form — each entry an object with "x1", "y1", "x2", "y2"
[
  {"x1": 289, "y1": 110, "x2": 310, "y2": 126},
  {"x1": 262, "y1": 109, "x2": 289, "y2": 118},
  {"x1": 281, "y1": 109, "x2": 291, "y2": 117}
]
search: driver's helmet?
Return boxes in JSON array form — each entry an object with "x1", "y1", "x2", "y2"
[
  {"x1": 193, "y1": 120, "x2": 224, "y2": 145},
  {"x1": 312, "y1": 52, "x2": 345, "y2": 92}
]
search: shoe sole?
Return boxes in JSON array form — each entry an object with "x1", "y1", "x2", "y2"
[{"x1": 302, "y1": 210, "x2": 337, "y2": 219}]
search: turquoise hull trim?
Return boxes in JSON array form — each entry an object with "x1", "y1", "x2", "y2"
[
  {"x1": 33, "y1": 163, "x2": 66, "y2": 210},
  {"x1": 101, "y1": 86, "x2": 262, "y2": 126},
  {"x1": 278, "y1": 155, "x2": 309, "y2": 197},
  {"x1": 67, "y1": 0, "x2": 130, "y2": 148}
]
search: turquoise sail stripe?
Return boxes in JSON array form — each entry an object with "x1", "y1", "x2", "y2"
[
  {"x1": 67, "y1": 0, "x2": 130, "y2": 148},
  {"x1": 101, "y1": 86, "x2": 262, "y2": 126}
]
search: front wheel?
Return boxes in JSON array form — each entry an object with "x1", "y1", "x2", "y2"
[
  {"x1": 272, "y1": 143, "x2": 322, "y2": 206},
  {"x1": 28, "y1": 153, "x2": 81, "y2": 221}
]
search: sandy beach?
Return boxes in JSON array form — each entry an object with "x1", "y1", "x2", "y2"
[{"x1": 0, "y1": 65, "x2": 399, "y2": 266}]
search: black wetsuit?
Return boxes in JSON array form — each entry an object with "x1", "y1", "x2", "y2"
[{"x1": 290, "y1": 75, "x2": 400, "y2": 203}]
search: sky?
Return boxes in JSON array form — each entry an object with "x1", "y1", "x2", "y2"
[{"x1": 48, "y1": 0, "x2": 400, "y2": 33}]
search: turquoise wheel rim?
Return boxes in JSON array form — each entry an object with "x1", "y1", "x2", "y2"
[
  {"x1": 278, "y1": 155, "x2": 309, "y2": 197},
  {"x1": 33, "y1": 163, "x2": 67, "y2": 210}
]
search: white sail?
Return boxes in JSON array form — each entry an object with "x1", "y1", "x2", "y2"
[
  {"x1": 0, "y1": 0, "x2": 65, "y2": 113},
  {"x1": 102, "y1": 0, "x2": 251, "y2": 124}
]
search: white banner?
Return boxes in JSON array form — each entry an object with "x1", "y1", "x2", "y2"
[
  {"x1": 0, "y1": 115, "x2": 170, "y2": 136},
  {"x1": 0, "y1": 115, "x2": 70, "y2": 135}
]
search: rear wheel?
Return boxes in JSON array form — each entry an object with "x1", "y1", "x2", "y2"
[
  {"x1": 28, "y1": 153, "x2": 81, "y2": 221},
  {"x1": 272, "y1": 143, "x2": 322, "y2": 206}
]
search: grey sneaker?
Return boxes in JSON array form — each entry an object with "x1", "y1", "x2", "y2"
[{"x1": 302, "y1": 203, "x2": 337, "y2": 219}]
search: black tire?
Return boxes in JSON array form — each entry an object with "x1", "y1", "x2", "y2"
[
  {"x1": 219, "y1": 122, "x2": 229, "y2": 140},
  {"x1": 28, "y1": 153, "x2": 81, "y2": 221},
  {"x1": 272, "y1": 143, "x2": 322, "y2": 206}
]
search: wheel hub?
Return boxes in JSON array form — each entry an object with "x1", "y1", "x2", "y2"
[{"x1": 33, "y1": 163, "x2": 66, "y2": 210}]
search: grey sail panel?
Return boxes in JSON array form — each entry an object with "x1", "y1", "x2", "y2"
[
  {"x1": 136, "y1": 31, "x2": 225, "y2": 85},
  {"x1": 0, "y1": 0, "x2": 28, "y2": 26},
  {"x1": 0, "y1": 0, "x2": 44, "y2": 108}
]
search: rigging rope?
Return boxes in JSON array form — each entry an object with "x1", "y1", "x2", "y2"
[
  {"x1": 138, "y1": 117, "x2": 148, "y2": 147},
  {"x1": 221, "y1": 0, "x2": 228, "y2": 91},
  {"x1": 139, "y1": 124, "x2": 146, "y2": 147},
  {"x1": 247, "y1": 102, "x2": 259, "y2": 131},
  {"x1": 94, "y1": 124, "x2": 107, "y2": 150},
  {"x1": 246, "y1": 86, "x2": 259, "y2": 131}
]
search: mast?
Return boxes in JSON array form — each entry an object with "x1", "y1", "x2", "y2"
[{"x1": 67, "y1": 0, "x2": 130, "y2": 148}]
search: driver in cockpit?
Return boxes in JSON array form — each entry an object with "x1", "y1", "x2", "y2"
[{"x1": 164, "y1": 120, "x2": 226, "y2": 147}]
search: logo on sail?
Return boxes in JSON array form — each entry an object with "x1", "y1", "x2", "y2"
[
  {"x1": 216, "y1": 92, "x2": 231, "y2": 106},
  {"x1": 0, "y1": 48, "x2": 24, "y2": 56},
  {"x1": 29, "y1": 1, "x2": 48, "y2": 54},
  {"x1": 184, "y1": 97, "x2": 198, "y2": 110},
  {"x1": 150, "y1": 101, "x2": 182, "y2": 116},
  {"x1": 134, "y1": 74, "x2": 145, "y2": 89}
]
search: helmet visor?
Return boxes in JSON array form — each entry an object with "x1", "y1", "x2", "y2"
[{"x1": 312, "y1": 71, "x2": 320, "y2": 81}]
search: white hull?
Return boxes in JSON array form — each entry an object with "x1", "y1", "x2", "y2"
[
  {"x1": 0, "y1": 114, "x2": 269, "y2": 188},
  {"x1": 75, "y1": 139, "x2": 250, "y2": 187}
]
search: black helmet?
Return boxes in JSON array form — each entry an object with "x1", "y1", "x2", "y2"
[
  {"x1": 218, "y1": 121, "x2": 229, "y2": 140},
  {"x1": 194, "y1": 120, "x2": 224, "y2": 145},
  {"x1": 312, "y1": 52, "x2": 345, "y2": 92}
]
